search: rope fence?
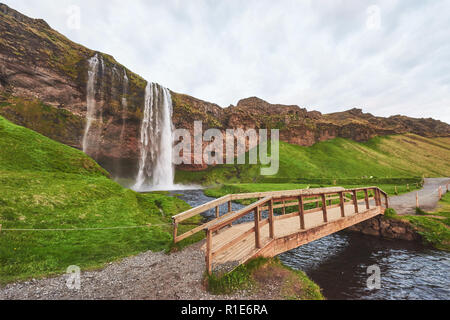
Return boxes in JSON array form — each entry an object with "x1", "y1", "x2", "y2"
[{"x1": 0, "y1": 223, "x2": 174, "y2": 233}]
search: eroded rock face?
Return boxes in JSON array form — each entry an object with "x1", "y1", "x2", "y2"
[
  {"x1": 347, "y1": 216, "x2": 421, "y2": 242},
  {"x1": 0, "y1": 3, "x2": 449, "y2": 177}
]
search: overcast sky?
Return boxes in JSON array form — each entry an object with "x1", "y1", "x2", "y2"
[{"x1": 3, "y1": 0, "x2": 450, "y2": 123}]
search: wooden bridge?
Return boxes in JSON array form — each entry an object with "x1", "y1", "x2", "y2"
[{"x1": 172, "y1": 187, "x2": 389, "y2": 274}]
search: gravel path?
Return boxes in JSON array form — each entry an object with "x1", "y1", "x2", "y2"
[
  {"x1": 0, "y1": 241, "x2": 271, "y2": 300},
  {"x1": 389, "y1": 178, "x2": 450, "y2": 215}
]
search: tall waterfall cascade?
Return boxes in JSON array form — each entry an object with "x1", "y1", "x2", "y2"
[
  {"x1": 133, "y1": 82, "x2": 175, "y2": 191},
  {"x1": 82, "y1": 54, "x2": 100, "y2": 154}
]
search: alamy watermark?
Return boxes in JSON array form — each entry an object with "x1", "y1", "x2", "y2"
[
  {"x1": 366, "y1": 5, "x2": 381, "y2": 31},
  {"x1": 66, "y1": 265, "x2": 81, "y2": 290},
  {"x1": 366, "y1": 265, "x2": 381, "y2": 290},
  {"x1": 66, "y1": 5, "x2": 81, "y2": 30},
  {"x1": 173, "y1": 121, "x2": 280, "y2": 176}
]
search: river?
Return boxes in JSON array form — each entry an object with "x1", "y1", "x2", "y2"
[{"x1": 173, "y1": 189, "x2": 450, "y2": 300}]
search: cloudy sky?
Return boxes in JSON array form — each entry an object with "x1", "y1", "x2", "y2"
[{"x1": 3, "y1": 0, "x2": 450, "y2": 123}]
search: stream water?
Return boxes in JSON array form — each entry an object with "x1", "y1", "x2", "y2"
[{"x1": 172, "y1": 189, "x2": 450, "y2": 300}]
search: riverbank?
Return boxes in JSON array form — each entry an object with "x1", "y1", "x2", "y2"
[{"x1": 0, "y1": 241, "x2": 323, "y2": 300}]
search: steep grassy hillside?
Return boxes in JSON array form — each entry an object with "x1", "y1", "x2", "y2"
[
  {"x1": 0, "y1": 116, "x2": 199, "y2": 285},
  {"x1": 176, "y1": 134, "x2": 450, "y2": 186}
]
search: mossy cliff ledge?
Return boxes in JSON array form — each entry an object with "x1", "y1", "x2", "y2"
[{"x1": 1, "y1": 3, "x2": 449, "y2": 177}]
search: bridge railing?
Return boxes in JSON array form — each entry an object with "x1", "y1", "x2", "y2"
[
  {"x1": 203, "y1": 187, "x2": 389, "y2": 274},
  {"x1": 171, "y1": 187, "x2": 346, "y2": 244}
]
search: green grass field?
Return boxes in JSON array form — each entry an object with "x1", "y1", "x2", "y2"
[
  {"x1": 176, "y1": 135, "x2": 450, "y2": 186},
  {"x1": 0, "y1": 116, "x2": 201, "y2": 285}
]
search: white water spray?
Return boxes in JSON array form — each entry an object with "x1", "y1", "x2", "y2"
[
  {"x1": 133, "y1": 82, "x2": 175, "y2": 191},
  {"x1": 82, "y1": 54, "x2": 100, "y2": 154}
]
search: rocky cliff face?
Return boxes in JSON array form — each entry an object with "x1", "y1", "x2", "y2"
[{"x1": 0, "y1": 3, "x2": 449, "y2": 178}]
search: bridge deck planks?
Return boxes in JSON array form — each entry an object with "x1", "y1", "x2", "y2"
[{"x1": 203, "y1": 203, "x2": 377, "y2": 271}]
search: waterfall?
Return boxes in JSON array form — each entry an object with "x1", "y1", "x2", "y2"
[
  {"x1": 82, "y1": 54, "x2": 100, "y2": 154},
  {"x1": 133, "y1": 82, "x2": 174, "y2": 191}
]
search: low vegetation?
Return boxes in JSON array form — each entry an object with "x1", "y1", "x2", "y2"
[
  {"x1": 384, "y1": 194, "x2": 450, "y2": 251},
  {"x1": 0, "y1": 116, "x2": 201, "y2": 285},
  {"x1": 206, "y1": 257, "x2": 324, "y2": 300}
]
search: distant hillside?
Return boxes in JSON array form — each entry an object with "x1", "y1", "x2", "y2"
[
  {"x1": 176, "y1": 134, "x2": 450, "y2": 185},
  {"x1": 0, "y1": 3, "x2": 449, "y2": 178}
]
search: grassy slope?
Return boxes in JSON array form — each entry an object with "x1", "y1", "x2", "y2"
[
  {"x1": 176, "y1": 134, "x2": 450, "y2": 186},
  {"x1": 384, "y1": 193, "x2": 450, "y2": 251},
  {"x1": 0, "y1": 116, "x2": 201, "y2": 285},
  {"x1": 207, "y1": 257, "x2": 324, "y2": 300}
]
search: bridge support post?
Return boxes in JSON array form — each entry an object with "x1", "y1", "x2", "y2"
[
  {"x1": 228, "y1": 201, "x2": 232, "y2": 213},
  {"x1": 173, "y1": 222, "x2": 178, "y2": 244},
  {"x1": 321, "y1": 194, "x2": 328, "y2": 223},
  {"x1": 254, "y1": 207, "x2": 261, "y2": 249},
  {"x1": 298, "y1": 196, "x2": 305, "y2": 230},
  {"x1": 215, "y1": 206, "x2": 220, "y2": 219},
  {"x1": 339, "y1": 192, "x2": 345, "y2": 218},
  {"x1": 206, "y1": 229, "x2": 212, "y2": 275},
  {"x1": 352, "y1": 190, "x2": 359, "y2": 213},
  {"x1": 374, "y1": 188, "x2": 381, "y2": 207},
  {"x1": 269, "y1": 199, "x2": 275, "y2": 239},
  {"x1": 364, "y1": 189, "x2": 370, "y2": 209}
]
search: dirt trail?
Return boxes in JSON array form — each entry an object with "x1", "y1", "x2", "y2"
[{"x1": 389, "y1": 178, "x2": 450, "y2": 215}]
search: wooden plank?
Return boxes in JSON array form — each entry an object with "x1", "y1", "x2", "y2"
[
  {"x1": 254, "y1": 207, "x2": 261, "y2": 249},
  {"x1": 299, "y1": 195, "x2": 305, "y2": 230},
  {"x1": 209, "y1": 197, "x2": 272, "y2": 232},
  {"x1": 269, "y1": 199, "x2": 275, "y2": 239},
  {"x1": 254, "y1": 207, "x2": 383, "y2": 259},
  {"x1": 321, "y1": 194, "x2": 328, "y2": 223},
  {"x1": 206, "y1": 229, "x2": 212, "y2": 275},
  {"x1": 364, "y1": 189, "x2": 370, "y2": 209},
  {"x1": 230, "y1": 187, "x2": 345, "y2": 201},
  {"x1": 212, "y1": 227, "x2": 256, "y2": 258},
  {"x1": 352, "y1": 190, "x2": 359, "y2": 213},
  {"x1": 173, "y1": 223, "x2": 178, "y2": 243},
  {"x1": 173, "y1": 195, "x2": 231, "y2": 222},
  {"x1": 339, "y1": 192, "x2": 345, "y2": 218},
  {"x1": 274, "y1": 211, "x2": 299, "y2": 221}
]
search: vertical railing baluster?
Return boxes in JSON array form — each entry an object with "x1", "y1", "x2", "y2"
[
  {"x1": 206, "y1": 229, "x2": 212, "y2": 275},
  {"x1": 255, "y1": 207, "x2": 261, "y2": 249},
  {"x1": 364, "y1": 189, "x2": 370, "y2": 209},
  {"x1": 269, "y1": 199, "x2": 275, "y2": 239},
  {"x1": 298, "y1": 195, "x2": 305, "y2": 229},
  {"x1": 321, "y1": 194, "x2": 328, "y2": 223},
  {"x1": 339, "y1": 192, "x2": 345, "y2": 217},
  {"x1": 353, "y1": 190, "x2": 359, "y2": 213}
]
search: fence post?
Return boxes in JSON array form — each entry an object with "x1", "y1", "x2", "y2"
[
  {"x1": 416, "y1": 192, "x2": 419, "y2": 208},
  {"x1": 206, "y1": 229, "x2": 212, "y2": 275},
  {"x1": 269, "y1": 199, "x2": 275, "y2": 239},
  {"x1": 353, "y1": 190, "x2": 359, "y2": 213},
  {"x1": 439, "y1": 186, "x2": 442, "y2": 200},
  {"x1": 339, "y1": 192, "x2": 345, "y2": 218},
  {"x1": 321, "y1": 194, "x2": 328, "y2": 223},
  {"x1": 364, "y1": 189, "x2": 370, "y2": 209},
  {"x1": 215, "y1": 206, "x2": 220, "y2": 219},
  {"x1": 228, "y1": 201, "x2": 232, "y2": 213},
  {"x1": 173, "y1": 221, "x2": 178, "y2": 244},
  {"x1": 254, "y1": 207, "x2": 261, "y2": 249},
  {"x1": 298, "y1": 195, "x2": 305, "y2": 229}
]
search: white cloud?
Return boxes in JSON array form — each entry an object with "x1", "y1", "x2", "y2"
[{"x1": 3, "y1": 0, "x2": 450, "y2": 123}]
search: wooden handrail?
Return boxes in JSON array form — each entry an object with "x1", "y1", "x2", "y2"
[
  {"x1": 208, "y1": 197, "x2": 272, "y2": 233},
  {"x1": 173, "y1": 186, "x2": 389, "y2": 244}
]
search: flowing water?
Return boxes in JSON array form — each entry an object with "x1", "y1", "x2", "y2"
[
  {"x1": 82, "y1": 54, "x2": 100, "y2": 154},
  {"x1": 172, "y1": 189, "x2": 450, "y2": 300},
  {"x1": 133, "y1": 82, "x2": 175, "y2": 191}
]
